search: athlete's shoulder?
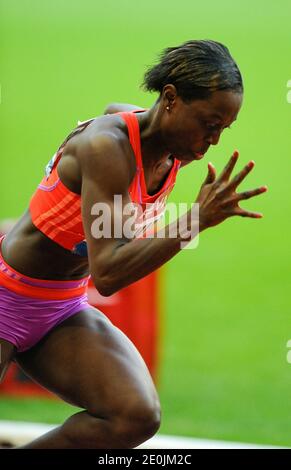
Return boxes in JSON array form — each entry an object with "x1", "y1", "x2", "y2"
[
  {"x1": 104, "y1": 103, "x2": 145, "y2": 114},
  {"x1": 91, "y1": 113, "x2": 130, "y2": 147},
  {"x1": 75, "y1": 114, "x2": 130, "y2": 155},
  {"x1": 76, "y1": 114, "x2": 136, "y2": 183}
]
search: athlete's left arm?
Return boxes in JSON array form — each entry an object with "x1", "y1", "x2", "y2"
[{"x1": 104, "y1": 103, "x2": 144, "y2": 114}]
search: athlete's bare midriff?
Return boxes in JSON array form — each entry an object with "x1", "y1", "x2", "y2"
[
  {"x1": 1, "y1": 113, "x2": 174, "y2": 281},
  {"x1": 1, "y1": 209, "x2": 91, "y2": 280}
]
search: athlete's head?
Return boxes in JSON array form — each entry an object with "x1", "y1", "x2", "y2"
[{"x1": 142, "y1": 40, "x2": 243, "y2": 161}]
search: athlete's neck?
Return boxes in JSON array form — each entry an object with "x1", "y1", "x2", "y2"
[{"x1": 136, "y1": 102, "x2": 170, "y2": 170}]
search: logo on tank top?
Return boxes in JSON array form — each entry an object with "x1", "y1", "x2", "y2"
[{"x1": 72, "y1": 240, "x2": 88, "y2": 257}]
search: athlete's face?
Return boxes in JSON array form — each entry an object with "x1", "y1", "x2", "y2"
[{"x1": 161, "y1": 86, "x2": 243, "y2": 161}]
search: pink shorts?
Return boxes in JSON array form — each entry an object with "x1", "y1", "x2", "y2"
[{"x1": 0, "y1": 235, "x2": 91, "y2": 353}]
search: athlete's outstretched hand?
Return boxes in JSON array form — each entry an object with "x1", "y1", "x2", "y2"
[{"x1": 195, "y1": 150, "x2": 268, "y2": 230}]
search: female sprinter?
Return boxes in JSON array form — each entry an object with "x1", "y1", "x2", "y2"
[{"x1": 0, "y1": 40, "x2": 267, "y2": 448}]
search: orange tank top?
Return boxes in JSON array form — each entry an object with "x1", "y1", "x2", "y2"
[{"x1": 29, "y1": 110, "x2": 181, "y2": 256}]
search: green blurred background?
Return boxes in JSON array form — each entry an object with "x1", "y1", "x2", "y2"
[{"x1": 0, "y1": 0, "x2": 291, "y2": 446}]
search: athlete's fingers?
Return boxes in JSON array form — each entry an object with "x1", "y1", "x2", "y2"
[
  {"x1": 236, "y1": 185, "x2": 268, "y2": 201},
  {"x1": 231, "y1": 207, "x2": 263, "y2": 218},
  {"x1": 221, "y1": 186, "x2": 268, "y2": 206},
  {"x1": 202, "y1": 162, "x2": 216, "y2": 186},
  {"x1": 227, "y1": 160, "x2": 256, "y2": 191},
  {"x1": 215, "y1": 150, "x2": 239, "y2": 183}
]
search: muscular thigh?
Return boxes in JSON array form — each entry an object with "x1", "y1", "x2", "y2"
[{"x1": 15, "y1": 307, "x2": 159, "y2": 418}]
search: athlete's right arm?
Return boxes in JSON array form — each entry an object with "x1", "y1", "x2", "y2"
[
  {"x1": 79, "y1": 132, "x2": 199, "y2": 296},
  {"x1": 80, "y1": 137, "x2": 267, "y2": 296}
]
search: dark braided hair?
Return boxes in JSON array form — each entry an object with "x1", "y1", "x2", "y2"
[{"x1": 141, "y1": 40, "x2": 243, "y2": 102}]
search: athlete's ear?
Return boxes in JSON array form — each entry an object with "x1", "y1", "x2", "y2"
[{"x1": 162, "y1": 84, "x2": 178, "y2": 110}]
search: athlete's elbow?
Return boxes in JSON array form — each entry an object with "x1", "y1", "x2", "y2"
[
  {"x1": 93, "y1": 275, "x2": 118, "y2": 297},
  {"x1": 92, "y1": 255, "x2": 125, "y2": 296},
  {"x1": 98, "y1": 284, "x2": 116, "y2": 297}
]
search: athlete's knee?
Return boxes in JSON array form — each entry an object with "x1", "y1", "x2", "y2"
[
  {"x1": 112, "y1": 398, "x2": 161, "y2": 446},
  {"x1": 61, "y1": 399, "x2": 161, "y2": 448}
]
